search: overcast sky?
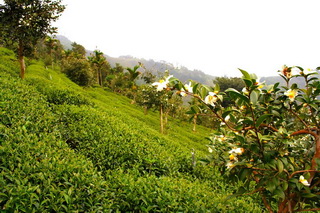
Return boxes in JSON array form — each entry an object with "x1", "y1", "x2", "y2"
[{"x1": 3, "y1": 0, "x2": 320, "y2": 77}]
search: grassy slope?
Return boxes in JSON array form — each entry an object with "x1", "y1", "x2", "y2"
[{"x1": 0, "y1": 47, "x2": 263, "y2": 212}]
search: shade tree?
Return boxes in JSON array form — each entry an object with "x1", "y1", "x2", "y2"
[{"x1": 0, "y1": 0, "x2": 65, "y2": 79}]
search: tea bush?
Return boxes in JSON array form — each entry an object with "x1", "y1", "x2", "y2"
[
  {"x1": 0, "y1": 73, "x2": 112, "y2": 212},
  {"x1": 0, "y1": 47, "x2": 263, "y2": 212}
]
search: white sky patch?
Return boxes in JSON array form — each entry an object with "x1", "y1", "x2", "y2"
[{"x1": 2, "y1": 0, "x2": 320, "y2": 77}]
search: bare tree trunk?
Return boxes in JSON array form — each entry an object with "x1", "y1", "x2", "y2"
[
  {"x1": 277, "y1": 194, "x2": 297, "y2": 213},
  {"x1": 144, "y1": 106, "x2": 148, "y2": 115},
  {"x1": 99, "y1": 69, "x2": 103, "y2": 86},
  {"x1": 311, "y1": 132, "x2": 320, "y2": 179},
  {"x1": 193, "y1": 114, "x2": 197, "y2": 132},
  {"x1": 96, "y1": 68, "x2": 99, "y2": 85},
  {"x1": 18, "y1": 40, "x2": 26, "y2": 79},
  {"x1": 160, "y1": 104, "x2": 164, "y2": 134}
]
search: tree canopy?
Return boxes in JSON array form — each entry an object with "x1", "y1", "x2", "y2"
[{"x1": 0, "y1": 0, "x2": 65, "y2": 78}]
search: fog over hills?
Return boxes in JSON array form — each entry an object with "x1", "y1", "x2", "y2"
[{"x1": 56, "y1": 35, "x2": 296, "y2": 86}]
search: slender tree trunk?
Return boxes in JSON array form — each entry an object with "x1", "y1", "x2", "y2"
[
  {"x1": 164, "y1": 111, "x2": 168, "y2": 126},
  {"x1": 96, "y1": 68, "x2": 99, "y2": 85},
  {"x1": 277, "y1": 194, "x2": 297, "y2": 213},
  {"x1": 160, "y1": 104, "x2": 164, "y2": 134},
  {"x1": 311, "y1": 132, "x2": 320, "y2": 171},
  {"x1": 144, "y1": 106, "x2": 148, "y2": 115},
  {"x1": 193, "y1": 114, "x2": 197, "y2": 132},
  {"x1": 99, "y1": 69, "x2": 103, "y2": 86},
  {"x1": 18, "y1": 40, "x2": 26, "y2": 79}
]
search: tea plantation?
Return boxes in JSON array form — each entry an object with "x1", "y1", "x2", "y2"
[{"x1": 0, "y1": 47, "x2": 264, "y2": 212}]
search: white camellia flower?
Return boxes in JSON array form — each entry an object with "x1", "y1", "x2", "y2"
[
  {"x1": 180, "y1": 82, "x2": 193, "y2": 97},
  {"x1": 284, "y1": 89, "x2": 298, "y2": 102},
  {"x1": 229, "y1": 148, "x2": 244, "y2": 155},
  {"x1": 152, "y1": 75, "x2": 173, "y2": 92},
  {"x1": 152, "y1": 80, "x2": 167, "y2": 91},
  {"x1": 299, "y1": 175, "x2": 310, "y2": 186},
  {"x1": 184, "y1": 82, "x2": 193, "y2": 93},
  {"x1": 226, "y1": 161, "x2": 234, "y2": 169},
  {"x1": 242, "y1": 87, "x2": 249, "y2": 95},
  {"x1": 204, "y1": 92, "x2": 218, "y2": 107}
]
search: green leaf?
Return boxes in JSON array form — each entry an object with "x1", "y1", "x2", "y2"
[
  {"x1": 277, "y1": 159, "x2": 284, "y2": 173},
  {"x1": 225, "y1": 88, "x2": 249, "y2": 103},
  {"x1": 239, "y1": 169, "x2": 252, "y2": 181},
  {"x1": 214, "y1": 83, "x2": 220, "y2": 93},
  {"x1": 266, "y1": 180, "x2": 276, "y2": 193},
  {"x1": 250, "y1": 90, "x2": 259, "y2": 105},
  {"x1": 239, "y1": 68, "x2": 251, "y2": 80},
  {"x1": 243, "y1": 79, "x2": 253, "y2": 88},
  {"x1": 282, "y1": 182, "x2": 288, "y2": 191},
  {"x1": 192, "y1": 83, "x2": 199, "y2": 94},
  {"x1": 274, "y1": 188, "x2": 285, "y2": 199},
  {"x1": 302, "y1": 193, "x2": 318, "y2": 198},
  {"x1": 255, "y1": 114, "x2": 272, "y2": 127}
]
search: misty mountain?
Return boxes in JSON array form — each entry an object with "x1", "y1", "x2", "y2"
[
  {"x1": 56, "y1": 35, "x2": 216, "y2": 85},
  {"x1": 56, "y1": 35, "x2": 291, "y2": 86}
]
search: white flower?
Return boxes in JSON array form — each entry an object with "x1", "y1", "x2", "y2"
[
  {"x1": 184, "y1": 82, "x2": 193, "y2": 93},
  {"x1": 284, "y1": 89, "x2": 297, "y2": 102},
  {"x1": 208, "y1": 147, "x2": 213, "y2": 153},
  {"x1": 226, "y1": 161, "x2": 234, "y2": 169},
  {"x1": 242, "y1": 87, "x2": 249, "y2": 95},
  {"x1": 217, "y1": 135, "x2": 226, "y2": 142},
  {"x1": 299, "y1": 175, "x2": 310, "y2": 186},
  {"x1": 152, "y1": 80, "x2": 167, "y2": 91},
  {"x1": 152, "y1": 75, "x2": 173, "y2": 92},
  {"x1": 204, "y1": 92, "x2": 218, "y2": 106},
  {"x1": 225, "y1": 115, "x2": 230, "y2": 122},
  {"x1": 180, "y1": 88, "x2": 187, "y2": 97},
  {"x1": 229, "y1": 148, "x2": 244, "y2": 155}
]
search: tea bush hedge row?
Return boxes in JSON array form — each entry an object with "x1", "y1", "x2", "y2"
[
  {"x1": 0, "y1": 47, "x2": 264, "y2": 212},
  {"x1": 0, "y1": 72, "x2": 112, "y2": 212}
]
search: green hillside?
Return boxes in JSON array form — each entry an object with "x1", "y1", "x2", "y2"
[{"x1": 0, "y1": 47, "x2": 263, "y2": 212}]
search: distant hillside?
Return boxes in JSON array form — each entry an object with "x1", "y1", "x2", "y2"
[
  {"x1": 57, "y1": 35, "x2": 314, "y2": 86},
  {"x1": 56, "y1": 35, "x2": 216, "y2": 85},
  {"x1": 261, "y1": 75, "x2": 319, "y2": 88},
  {"x1": 55, "y1": 35, "x2": 73, "y2": 50}
]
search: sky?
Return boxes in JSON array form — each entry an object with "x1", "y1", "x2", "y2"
[{"x1": 3, "y1": 0, "x2": 320, "y2": 77}]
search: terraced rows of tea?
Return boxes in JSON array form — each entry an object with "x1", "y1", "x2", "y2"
[{"x1": 0, "y1": 47, "x2": 263, "y2": 212}]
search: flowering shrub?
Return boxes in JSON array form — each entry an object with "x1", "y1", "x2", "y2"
[{"x1": 152, "y1": 66, "x2": 320, "y2": 212}]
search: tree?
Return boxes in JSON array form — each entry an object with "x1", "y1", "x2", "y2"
[
  {"x1": 213, "y1": 76, "x2": 245, "y2": 92},
  {"x1": 126, "y1": 65, "x2": 141, "y2": 85},
  {"x1": 61, "y1": 55, "x2": 94, "y2": 87},
  {"x1": 71, "y1": 42, "x2": 86, "y2": 58},
  {"x1": 0, "y1": 0, "x2": 65, "y2": 79},
  {"x1": 33, "y1": 36, "x2": 63, "y2": 68},
  {"x1": 88, "y1": 49, "x2": 111, "y2": 86}
]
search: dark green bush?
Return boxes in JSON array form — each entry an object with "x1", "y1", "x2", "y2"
[{"x1": 61, "y1": 57, "x2": 94, "y2": 86}]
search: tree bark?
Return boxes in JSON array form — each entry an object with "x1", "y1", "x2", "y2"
[
  {"x1": 18, "y1": 40, "x2": 26, "y2": 79},
  {"x1": 193, "y1": 114, "x2": 197, "y2": 132},
  {"x1": 310, "y1": 132, "x2": 320, "y2": 180},
  {"x1": 160, "y1": 104, "x2": 164, "y2": 134}
]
